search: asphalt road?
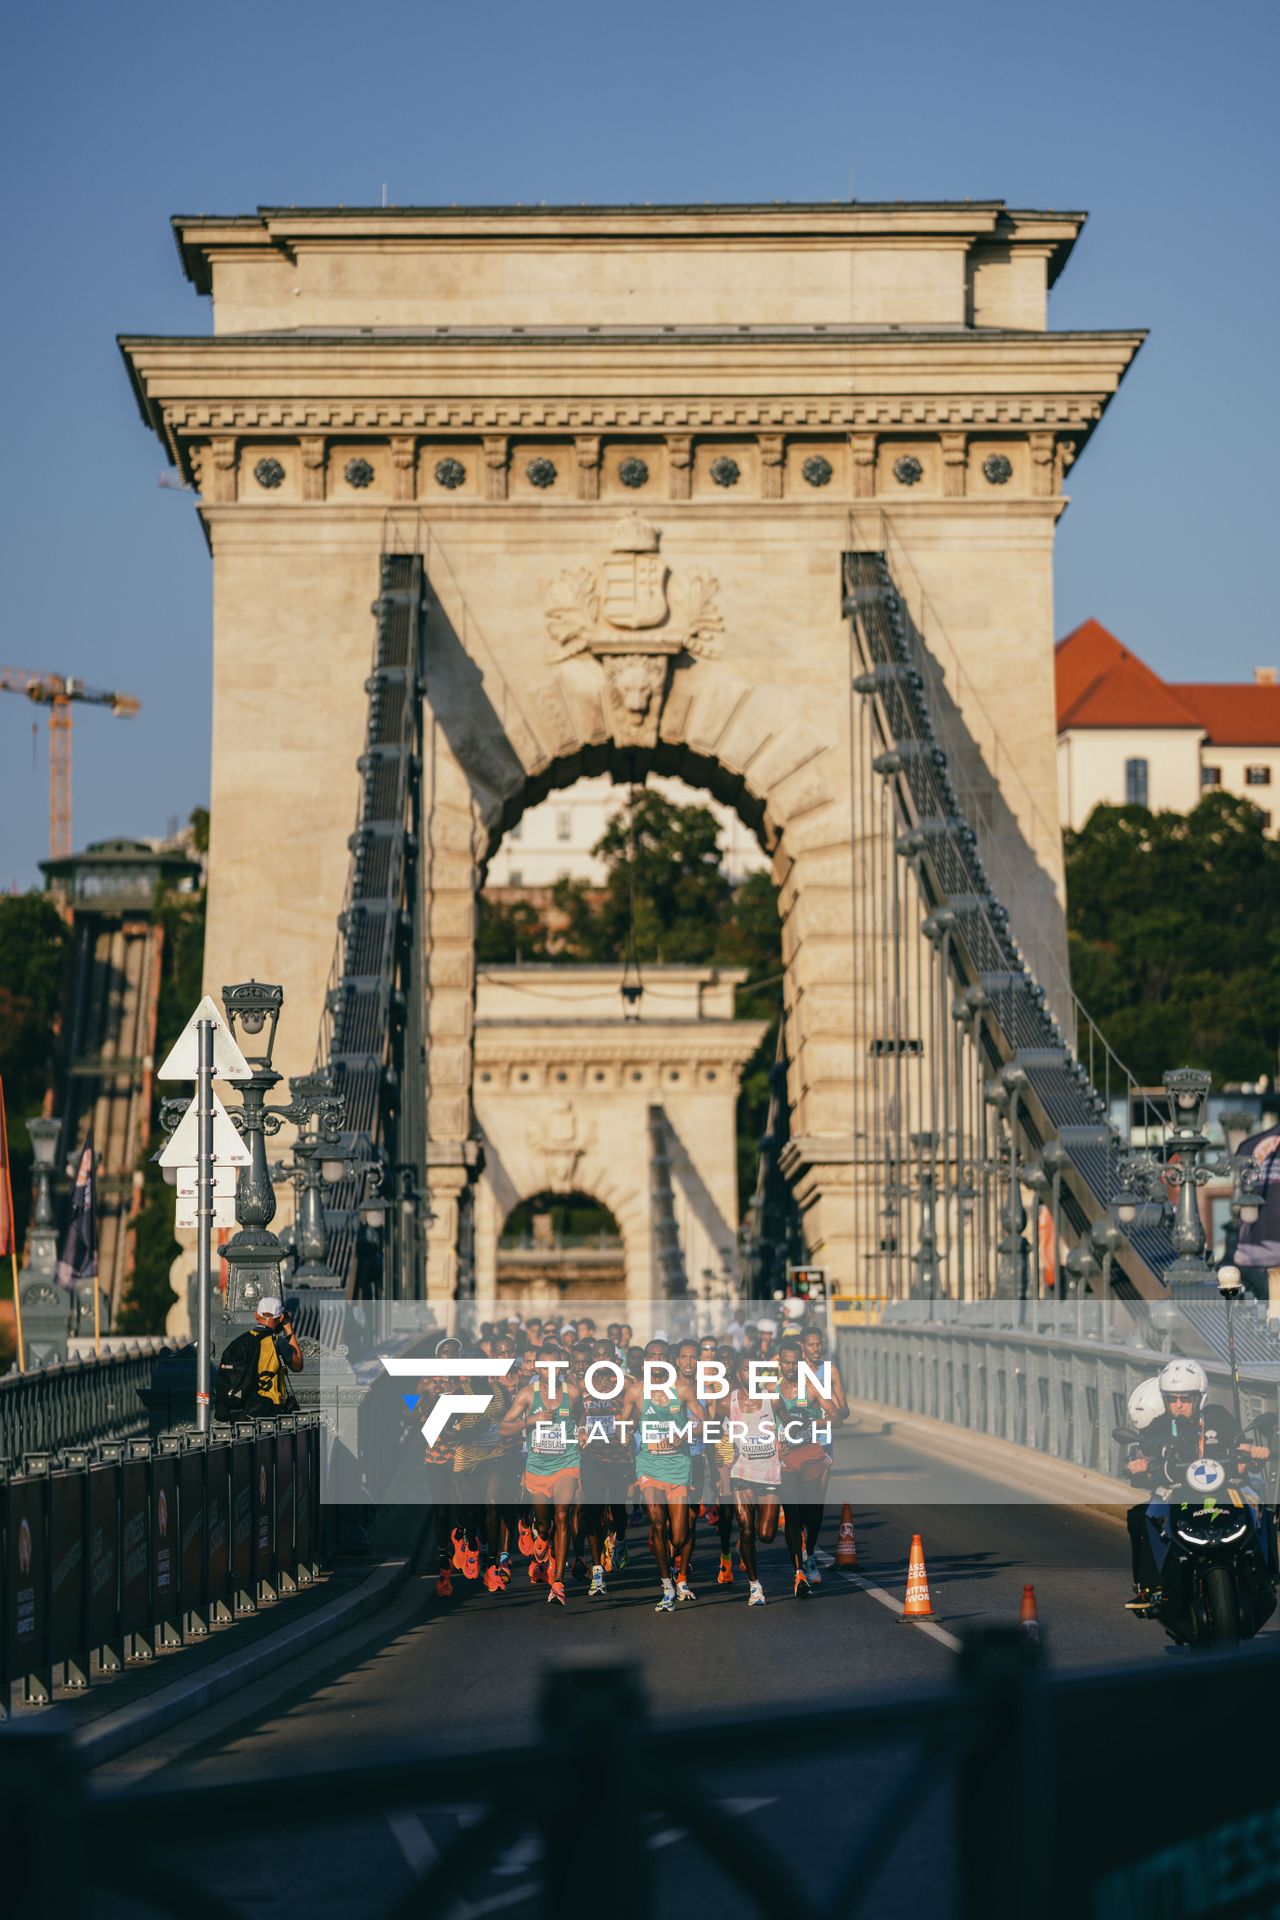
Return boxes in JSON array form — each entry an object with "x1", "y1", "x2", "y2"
[{"x1": 93, "y1": 1415, "x2": 1280, "y2": 1919}]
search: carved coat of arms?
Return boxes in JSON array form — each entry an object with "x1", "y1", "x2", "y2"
[
  {"x1": 528, "y1": 1099, "x2": 596, "y2": 1195},
  {"x1": 546, "y1": 512, "x2": 723, "y2": 746}
]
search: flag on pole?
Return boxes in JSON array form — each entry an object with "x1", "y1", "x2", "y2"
[
  {"x1": 56, "y1": 1125, "x2": 98, "y2": 1289},
  {"x1": 0, "y1": 1076, "x2": 15, "y2": 1260}
]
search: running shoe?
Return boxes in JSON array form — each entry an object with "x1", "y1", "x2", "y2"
[
  {"x1": 676, "y1": 1580, "x2": 697, "y2": 1604},
  {"x1": 451, "y1": 1529, "x2": 467, "y2": 1572},
  {"x1": 496, "y1": 1560, "x2": 512, "y2": 1588},
  {"x1": 588, "y1": 1566, "x2": 607, "y2": 1599},
  {"x1": 602, "y1": 1533, "x2": 615, "y2": 1574},
  {"x1": 804, "y1": 1554, "x2": 822, "y2": 1588},
  {"x1": 548, "y1": 1580, "x2": 566, "y2": 1606},
  {"x1": 794, "y1": 1569, "x2": 812, "y2": 1601},
  {"x1": 483, "y1": 1565, "x2": 504, "y2": 1594},
  {"x1": 613, "y1": 1541, "x2": 629, "y2": 1574},
  {"x1": 532, "y1": 1533, "x2": 551, "y2": 1564},
  {"x1": 528, "y1": 1556, "x2": 549, "y2": 1586},
  {"x1": 517, "y1": 1519, "x2": 535, "y2": 1557},
  {"x1": 748, "y1": 1581, "x2": 766, "y2": 1607},
  {"x1": 461, "y1": 1545, "x2": 481, "y2": 1582},
  {"x1": 716, "y1": 1554, "x2": 735, "y2": 1587},
  {"x1": 435, "y1": 1567, "x2": 453, "y2": 1599},
  {"x1": 654, "y1": 1585, "x2": 676, "y2": 1614}
]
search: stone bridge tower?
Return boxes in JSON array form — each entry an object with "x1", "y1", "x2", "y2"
[{"x1": 121, "y1": 201, "x2": 1142, "y2": 1296}]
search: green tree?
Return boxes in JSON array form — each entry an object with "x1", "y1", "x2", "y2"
[
  {"x1": 475, "y1": 894, "x2": 555, "y2": 964},
  {"x1": 551, "y1": 792, "x2": 734, "y2": 966},
  {"x1": 1065, "y1": 792, "x2": 1280, "y2": 1084},
  {"x1": 0, "y1": 891, "x2": 71, "y2": 1261}
]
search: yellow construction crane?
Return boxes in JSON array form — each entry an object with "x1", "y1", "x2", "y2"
[{"x1": 0, "y1": 670, "x2": 141, "y2": 860}]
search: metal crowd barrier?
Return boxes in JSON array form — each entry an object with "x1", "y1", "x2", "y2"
[
  {"x1": 837, "y1": 1320, "x2": 1280, "y2": 1479},
  {"x1": 0, "y1": 1347, "x2": 169, "y2": 1461},
  {"x1": 1, "y1": 1413, "x2": 323, "y2": 1713}
]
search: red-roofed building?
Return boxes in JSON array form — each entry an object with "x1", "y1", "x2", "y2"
[{"x1": 1056, "y1": 621, "x2": 1280, "y2": 833}]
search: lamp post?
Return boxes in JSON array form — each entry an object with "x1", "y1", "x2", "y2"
[
  {"x1": 1062, "y1": 1244, "x2": 1097, "y2": 1339},
  {"x1": 216, "y1": 983, "x2": 343, "y2": 1317},
  {"x1": 271, "y1": 1079, "x2": 384, "y2": 1291},
  {"x1": 1114, "y1": 1068, "x2": 1259, "y2": 1298},
  {"x1": 908, "y1": 1131, "x2": 943, "y2": 1304},
  {"x1": 1019, "y1": 1160, "x2": 1051, "y2": 1302},
  {"x1": 1089, "y1": 1218, "x2": 1127, "y2": 1342},
  {"x1": 17, "y1": 1117, "x2": 72, "y2": 1368},
  {"x1": 984, "y1": 1079, "x2": 1027, "y2": 1300},
  {"x1": 158, "y1": 982, "x2": 346, "y2": 1320}
]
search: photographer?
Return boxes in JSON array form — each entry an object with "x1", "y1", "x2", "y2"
[{"x1": 215, "y1": 1295, "x2": 303, "y2": 1420}]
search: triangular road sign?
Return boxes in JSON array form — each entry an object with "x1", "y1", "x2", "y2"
[
  {"x1": 158, "y1": 1090, "x2": 252, "y2": 1168},
  {"x1": 156, "y1": 994, "x2": 252, "y2": 1082}
]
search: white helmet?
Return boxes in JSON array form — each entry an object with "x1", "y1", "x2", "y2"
[
  {"x1": 1157, "y1": 1358, "x2": 1209, "y2": 1407},
  {"x1": 1127, "y1": 1377, "x2": 1166, "y2": 1432}
]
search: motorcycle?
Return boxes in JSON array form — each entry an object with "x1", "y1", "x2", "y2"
[{"x1": 1114, "y1": 1423, "x2": 1277, "y2": 1647}]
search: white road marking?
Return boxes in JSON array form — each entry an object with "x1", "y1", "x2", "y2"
[
  {"x1": 385, "y1": 1809, "x2": 437, "y2": 1875},
  {"x1": 390, "y1": 1795, "x2": 779, "y2": 1912},
  {"x1": 493, "y1": 1834, "x2": 541, "y2": 1877},
  {"x1": 838, "y1": 1570, "x2": 962, "y2": 1652}
]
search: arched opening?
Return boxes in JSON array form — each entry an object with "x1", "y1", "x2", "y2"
[
  {"x1": 475, "y1": 771, "x2": 786, "y2": 1250},
  {"x1": 496, "y1": 1191, "x2": 625, "y2": 1301}
]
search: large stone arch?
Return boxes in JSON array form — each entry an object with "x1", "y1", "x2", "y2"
[{"x1": 416, "y1": 517, "x2": 857, "y2": 1297}]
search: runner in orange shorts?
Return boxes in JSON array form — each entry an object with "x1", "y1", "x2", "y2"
[{"x1": 500, "y1": 1345, "x2": 582, "y2": 1607}]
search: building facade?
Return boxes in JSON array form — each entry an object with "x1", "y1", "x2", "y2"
[
  {"x1": 487, "y1": 771, "x2": 768, "y2": 889},
  {"x1": 473, "y1": 964, "x2": 764, "y2": 1308},
  {"x1": 1056, "y1": 619, "x2": 1280, "y2": 831}
]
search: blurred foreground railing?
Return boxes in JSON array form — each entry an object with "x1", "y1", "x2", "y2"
[{"x1": 5, "y1": 1629, "x2": 1278, "y2": 1918}]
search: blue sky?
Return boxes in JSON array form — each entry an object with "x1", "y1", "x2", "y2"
[{"x1": 1, "y1": 0, "x2": 1276, "y2": 889}]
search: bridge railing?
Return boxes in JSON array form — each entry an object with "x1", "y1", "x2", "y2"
[
  {"x1": 0, "y1": 1347, "x2": 170, "y2": 1461},
  {"x1": 7, "y1": 1630, "x2": 1278, "y2": 1918},
  {"x1": 837, "y1": 1316, "x2": 1280, "y2": 1485},
  {"x1": 1, "y1": 1413, "x2": 323, "y2": 1713}
]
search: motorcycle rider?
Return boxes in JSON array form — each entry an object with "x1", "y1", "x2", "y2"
[
  {"x1": 1124, "y1": 1359, "x2": 1270, "y2": 1606},
  {"x1": 1122, "y1": 1375, "x2": 1169, "y2": 1602}
]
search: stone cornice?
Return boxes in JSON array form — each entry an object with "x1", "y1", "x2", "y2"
[
  {"x1": 474, "y1": 1024, "x2": 767, "y2": 1072},
  {"x1": 121, "y1": 332, "x2": 1140, "y2": 449}
]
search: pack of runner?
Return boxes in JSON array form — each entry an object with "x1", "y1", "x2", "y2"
[{"x1": 412, "y1": 1317, "x2": 849, "y2": 1611}]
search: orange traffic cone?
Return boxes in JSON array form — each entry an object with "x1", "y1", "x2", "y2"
[
  {"x1": 900, "y1": 1533, "x2": 935, "y2": 1620},
  {"x1": 835, "y1": 1504, "x2": 858, "y2": 1569},
  {"x1": 1020, "y1": 1584, "x2": 1040, "y2": 1641}
]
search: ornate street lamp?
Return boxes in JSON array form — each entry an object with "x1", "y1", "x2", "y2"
[
  {"x1": 159, "y1": 981, "x2": 346, "y2": 1319},
  {"x1": 16, "y1": 1116, "x2": 72, "y2": 1368},
  {"x1": 271, "y1": 1075, "x2": 384, "y2": 1291},
  {"x1": 1113, "y1": 1066, "x2": 1260, "y2": 1295},
  {"x1": 23, "y1": 1118, "x2": 61, "y2": 1281}
]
